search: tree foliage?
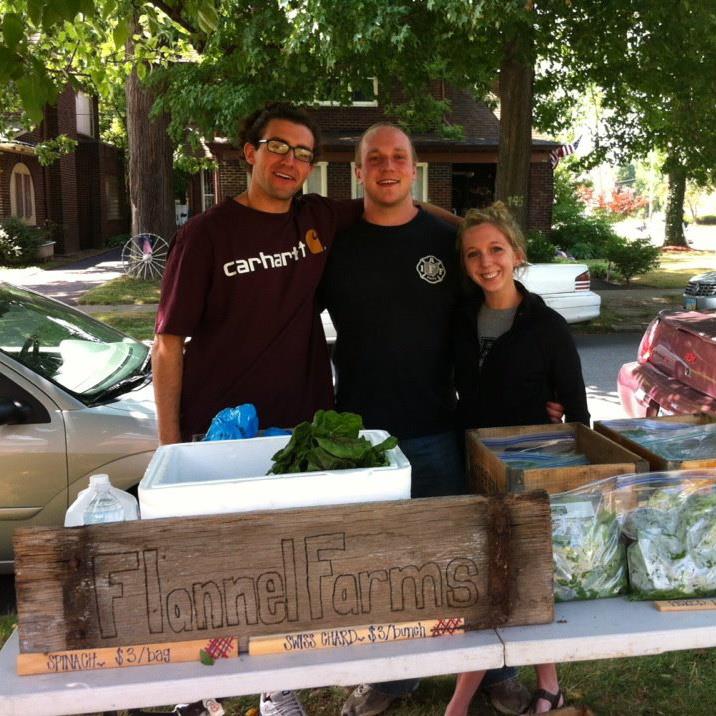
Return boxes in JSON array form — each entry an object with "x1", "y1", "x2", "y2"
[
  {"x1": 1, "y1": 0, "x2": 714, "y2": 244},
  {"x1": 546, "y1": 0, "x2": 716, "y2": 246}
]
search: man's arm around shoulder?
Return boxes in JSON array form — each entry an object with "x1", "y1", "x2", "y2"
[
  {"x1": 151, "y1": 333, "x2": 186, "y2": 445},
  {"x1": 418, "y1": 201, "x2": 461, "y2": 227}
]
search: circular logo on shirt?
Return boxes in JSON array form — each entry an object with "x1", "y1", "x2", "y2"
[
  {"x1": 416, "y1": 255, "x2": 446, "y2": 284},
  {"x1": 305, "y1": 228, "x2": 324, "y2": 254}
]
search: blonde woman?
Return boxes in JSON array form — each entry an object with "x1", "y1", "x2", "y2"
[{"x1": 446, "y1": 202, "x2": 589, "y2": 715}]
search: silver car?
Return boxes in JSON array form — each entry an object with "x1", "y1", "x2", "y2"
[
  {"x1": 0, "y1": 283, "x2": 157, "y2": 572},
  {"x1": 683, "y1": 271, "x2": 716, "y2": 310}
]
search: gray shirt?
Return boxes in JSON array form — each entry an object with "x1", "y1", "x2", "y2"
[{"x1": 477, "y1": 304, "x2": 517, "y2": 369}]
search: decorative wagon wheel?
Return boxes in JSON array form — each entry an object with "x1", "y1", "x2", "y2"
[{"x1": 121, "y1": 233, "x2": 169, "y2": 280}]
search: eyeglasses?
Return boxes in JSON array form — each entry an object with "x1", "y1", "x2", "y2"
[{"x1": 257, "y1": 138, "x2": 315, "y2": 164}]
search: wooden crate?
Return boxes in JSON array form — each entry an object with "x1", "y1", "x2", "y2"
[
  {"x1": 467, "y1": 422, "x2": 648, "y2": 495},
  {"x1": 14, "y1": 493, "x2": 554, "y2": 655},
  {"x1": 594, "y1": 414, "x2": 716, "y2": 471}
]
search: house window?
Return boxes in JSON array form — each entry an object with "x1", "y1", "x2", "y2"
[
  {"x1": 9, "y1": 163, "x2": 36, "y2": 225},
  {"x1": 201, "y1": 169, "x2": 216, "y2": 211},
  {"x1": 350, "y1": 162, "x2": 363, "y2": 199},
  {"x1": 351, "y1": 161, "x2": 429, "y2": 202},
  {"x1": 412, "y1": 163, "x2": 429, "y2": 202},
  {"x1": 317, "y1": 78, "x2": 379, "y2": 107},
  {"x1": 75, "y1": 91, "x2": 95, "y2": 137},
  {"x1": 302, "y1": 162, "x2": 328, "y2": 196},
  {"x1": 105, "y1": 176, "x2": 121, "y2": 221}
]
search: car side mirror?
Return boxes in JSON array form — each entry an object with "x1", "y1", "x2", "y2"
[{"x1": 0, "y1": 398, "x2": 31, "y2": 425}]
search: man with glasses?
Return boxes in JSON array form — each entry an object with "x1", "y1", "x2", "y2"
[{"x1": 153, "y1": 102, "x2": 364, "y2": 446}]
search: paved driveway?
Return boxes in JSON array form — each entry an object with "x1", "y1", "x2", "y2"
[
  {"x1": 0, "y1": 248, "x2": 123, "y2": 304},
  {"x1": 574, "y1": 332, "x2": 641, "y2": 421}
]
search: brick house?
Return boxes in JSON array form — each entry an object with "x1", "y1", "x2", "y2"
[
  {"x1": 0, "y1": 86, "x2": 130, "y2": 254},
  {"x1": 187, "y1": 83, "x2": 559, "y2": 232}
]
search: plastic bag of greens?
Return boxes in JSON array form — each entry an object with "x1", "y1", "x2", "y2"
[
  {"x1": 599, "y1": 419, "x2": 716, "y2": 462},
  {"x1": 613, "y1": 470, "x2": 716, "y2": 599},
  {"x1": 550, "y1": 486, "x2": 627, "y2": 602},
  {"x1": 482, "y1": 431, "x2": 590, "y2": 471}
]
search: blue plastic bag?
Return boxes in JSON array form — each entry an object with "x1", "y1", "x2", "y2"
[{"x1": 204, "y1": 403, "x2": 259, "y2": 441}]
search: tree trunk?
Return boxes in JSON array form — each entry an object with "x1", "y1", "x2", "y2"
[
  {"x1": 125, "y1": 20, "x2": 176, "y2": 241},
  {"x1": 663, "y1": 159, "x2": 687, "y2": 248},
  {"x1": 495, "y1": 27, "x2": 534, "y2": 233}
]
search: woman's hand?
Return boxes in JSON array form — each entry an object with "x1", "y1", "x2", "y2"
[{"x1": 546, "y1": 401, "x2": 565, "y2": 423}]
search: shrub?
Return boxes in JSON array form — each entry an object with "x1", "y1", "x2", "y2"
[
  {"x1": 695, "y1": 215, "x2": 716, "y2": 225},
  {"x1": 570, "y1": 241, "x2": 600, "y2": 260},
  {"x1": 588, "y1": 261, "x2": 611, "y2": 280},
  {"x1": 526, "y1": 231, "x2": 556, "y2": 263},
  {"x1": 0, "y1": 218, "x2": 48, "y2": 264},
  {"x1": 107, "y1": 233, "x2": 131, "y2": 248},
  {"x1": 550, "y1": 212, "x2": 620, "y2": 257},
  {"x1": 605, "y1": 237, "x2": 660, "y2": 285}
]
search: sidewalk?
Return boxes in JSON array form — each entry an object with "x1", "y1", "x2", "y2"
[{"x1": 0, "y1": 248, "x2": 124, "y2": 305}]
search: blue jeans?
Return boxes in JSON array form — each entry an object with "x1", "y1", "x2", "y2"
[
  {"x1": 370, "y1": 431, "x2": 517, "y2": 696},
  {"x1": 400, "y1": 430, "x2": 466, "y2": 498}
]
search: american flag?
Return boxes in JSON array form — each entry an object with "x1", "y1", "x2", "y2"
[{"x1": 550, "y1": 136, "x2": 581, "y2": 168}]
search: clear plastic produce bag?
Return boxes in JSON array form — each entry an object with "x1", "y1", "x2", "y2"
[
  {"x1": 550, "y1": 470, "x2": 716, "y2": 601},
  {"x1": 599, "y1": 419, "x2": 716, "y2": 462},
  {"x1": 550, "y1": 485, "x2": 627, "y2": 602},
  {"x1": 482, "y1": 431, "x2": 590, "y2": 471},
  {"x1": 614, "y1": 470, "x2": 716, "y2": 599}
]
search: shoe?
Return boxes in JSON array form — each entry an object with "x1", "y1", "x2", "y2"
[
  {"x1": 260, "y1": 691, "x2": 307, "y2": 716},
  {"x1": 129, "y1": 699, "x2": 224, "y2": 716},
  {"x1": 521, "y1": 688, "x2": 565, "y2": 714},
  {"x1": 483, "y1": 677, "x2": 531, "y2": 715},
  {"x1": 176, "y1": 699, "x2": 224, "y2": 716},
  {"x1": 341, "y1": 684, "x2": 396, "y2": 716}
]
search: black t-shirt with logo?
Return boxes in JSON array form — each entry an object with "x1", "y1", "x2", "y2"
[
  {"x1": 157, "y1": 195, "x2": 362, "y2": 439},
  {"x1": 321, "y1": 209, "x2": 459, "y2": 439}
]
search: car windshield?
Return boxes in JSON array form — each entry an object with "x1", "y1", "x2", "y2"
[{"x1": 0, "y1": 284, "x2": 150, "y2": 403}]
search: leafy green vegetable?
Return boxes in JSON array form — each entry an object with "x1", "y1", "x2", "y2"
[
  {"x1": 551, "y1": 494, "x2": 628, "y2": 602},
  {"x1": 625, "y1": 490, "x2": 716, "y2": 599},
  {"x1": 268, "y1": 410, "x2": 399, "y2": 475}
]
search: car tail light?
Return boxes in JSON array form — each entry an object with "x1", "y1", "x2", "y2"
[
  {"x1": 575, "y1": 270, "x2": 590, "y2": 291},
  {"x1": 638, "y1": 318, "x2": 660, "y2": 364}
]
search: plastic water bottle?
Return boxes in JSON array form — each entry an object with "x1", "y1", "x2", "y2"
[
  {"x1": 82, "y1": 481, "x2": 125, "y2": 524},
  {"x1": 65, "y1": 474, "x2": 139, "y2": 526}
]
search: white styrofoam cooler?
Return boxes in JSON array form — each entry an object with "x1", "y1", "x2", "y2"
[{"x1": 138, "y1": 430, "x2": 411, "y2": 519}]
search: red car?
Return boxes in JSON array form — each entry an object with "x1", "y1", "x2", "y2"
[{"x1": 618, "y1": 309, "x2": 716, "y2": 417}]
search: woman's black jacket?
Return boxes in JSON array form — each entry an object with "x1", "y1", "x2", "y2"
[{"x1": 454, "y1": 282, "x2": 590, "y2": 430}]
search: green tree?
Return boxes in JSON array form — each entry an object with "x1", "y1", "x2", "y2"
[{"x1": 550, "y1": 0, "x2": 716, "y2": 247}]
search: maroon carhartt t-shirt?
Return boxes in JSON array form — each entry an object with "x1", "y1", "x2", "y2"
[{"x1": 156, "y1": 195, "x2": 362, "y2": 439}]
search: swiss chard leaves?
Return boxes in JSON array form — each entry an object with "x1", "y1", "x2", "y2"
[{"x1": 268, "y1": 410, "x2": 398, "y2": 475}]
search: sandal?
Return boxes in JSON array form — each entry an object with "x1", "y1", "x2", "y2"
[{"x1": 522, "y1": 688, "x2": 565, "y2": 714}]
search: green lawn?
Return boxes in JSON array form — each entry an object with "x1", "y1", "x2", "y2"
[
  {"x1": 78, "y1": 276, "x2": 161, "y2": 305},
  {"x1": 587, "y1": 250, "x2": 715, "y2": 289},
  {"x1": 632, "y1": 250, "x2": 716, "y2": 289},
  {"x1": 93, "y1": 310, "x2": 157, "y2": 341},
  {"x1": 212, "y1": 650, "x2": 716, "y2": 715}
]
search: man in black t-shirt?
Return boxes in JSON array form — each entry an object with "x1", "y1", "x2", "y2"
[{"x1": 323, "y1": 124, "x2": 530, "y2": 716}]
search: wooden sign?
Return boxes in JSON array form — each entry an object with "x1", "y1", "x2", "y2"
[
  {"x1": 17, "y1": 635, "x2": 239, "y2": 676},
  {"x1": 655, "y1": 598, "x2": 716, "y2": 612},
  {"x1": 248, "y1": 617, "x2": 465, "y2": 656},
  {"x1": 14, "y1": 493, "x2": 553, "y2": 654}
]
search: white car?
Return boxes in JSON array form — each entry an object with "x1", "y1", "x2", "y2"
[
  {"x1": 0, "y1": 282, "x2": 157, "y2": 572},
  {"x1": 321, "y1": 263, "x2": 600, "y2": 341},
  {"x1": 520, "y1": 263, "x2": 601, "y2": 324}
]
